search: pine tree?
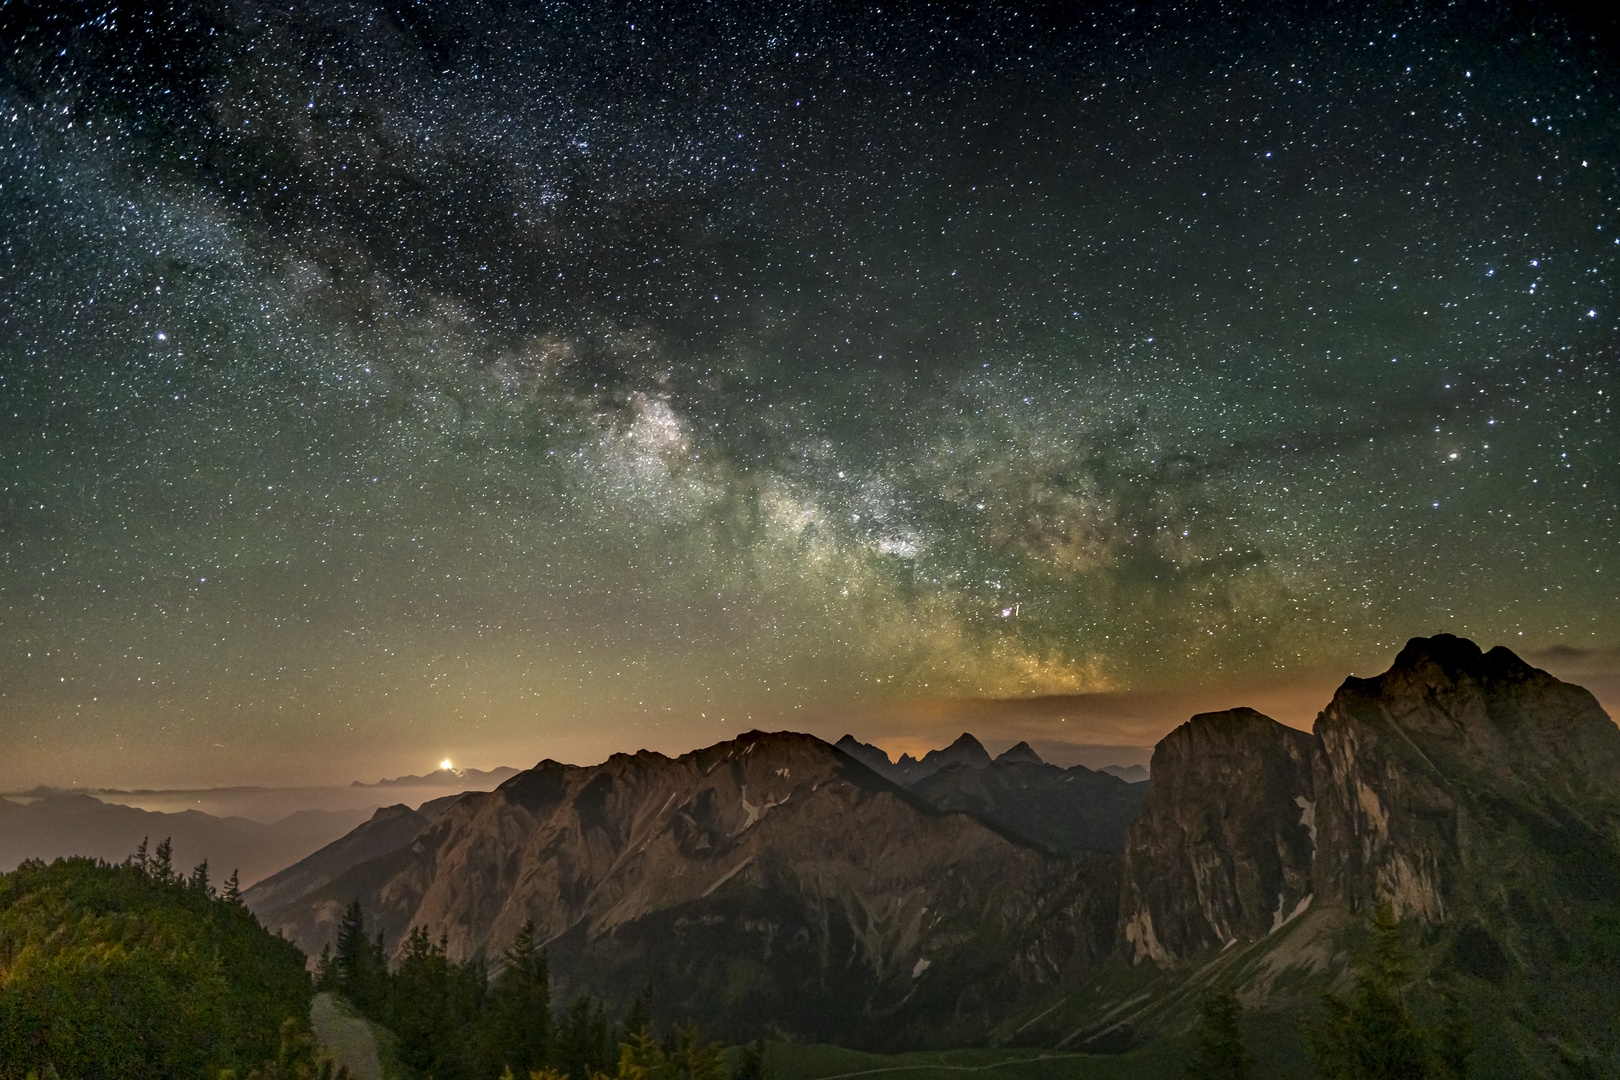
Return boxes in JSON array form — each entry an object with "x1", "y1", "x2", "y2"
[
  {"x1": 389, "y1": 925, "x2": 450, "y2": 1073},
  {"x1": 1186, "y1": 987, "x2": 1251, "y2": 1079},
  {"x1": 190, "y1": 859, "x2": 212, "y2": 896},
  {"x1": 1308, "y1": 903, "x2": 1435, "y2": 1079},
  {"x1": 615, "y1": 1026, "x2": 668, "y2": 1080},
  {"x1": 481, "y1": 920, "x2": 553, "y2": 1075},
  {"x1": 153, "y1": 836, "x2": 175, "y2": 881},
  {"x1": 224, "y1": 868, "x2": 242, "y2": 903},
  {"x1": 731, "y1": 1041, "x2": 771, "y2": 1080},
  {"x1": 332, "y1": 901, "x2": 387, "y2": 1017},
  {"x1": 664, "y1": 1023, "x2": 726, "y2": 1080},
  {"x1": 554, "y1": 994, "x2": 612, "y2": 1080},
  {"x1": 1431, "y1": 980, "x2": 1472, "y2": 1080},
  {"x1": 621, "y1": 983, "x2": 653, "y2": 1044},
  {"x1": 314, "y1": 943, "x2": 335, "y2": 991}
]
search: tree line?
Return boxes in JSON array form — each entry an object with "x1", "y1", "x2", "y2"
[{"x1": 316, "y1": 902, "x2": 765, "y2": 1080}]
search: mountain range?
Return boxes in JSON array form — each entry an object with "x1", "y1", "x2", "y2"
[
  {"x1": 243, "y1": 636, "x2": 1620, "y2": 1075},
  {"x1": 0, "y1": 794, "x2": 371, "y2": 887},
  {"x1": 0, "y1": 767, "x2": 523, "y2": 887},
  {"x1": 351, "y1": 766, "x2": 522, "y2": 789}
]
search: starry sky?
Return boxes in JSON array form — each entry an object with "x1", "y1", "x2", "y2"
[{"x1": 2, "y1": 0, "x2": 1616, "y2": 788}]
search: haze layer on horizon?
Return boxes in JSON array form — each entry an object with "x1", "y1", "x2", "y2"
[{"x1": 2, "y1": 3, "x2": 1616, "y2": 790}]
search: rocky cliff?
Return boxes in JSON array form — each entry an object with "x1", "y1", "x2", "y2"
[
  {"x1": 1311, "y1": 634, "x2": 1620, "y2": 923},
  {"x1": 1117, "y1": 707, "x2": 1318, "y2": 964},
  {"x1": 1117, "y1": 637, "x2": 1620, "y2": 966}
]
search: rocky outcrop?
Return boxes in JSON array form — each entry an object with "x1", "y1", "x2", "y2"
[
  {"x1": 1117, "y1": 708, "x2": 1318, "y2": 964},
  {"x1": 1312, "y1": 635, "x2": 1620, "y2": 924},
  {"x1": 913, "y1": 732, "x2": 994, "y2": 777},
  {"x1": 833, "y1": 734, "x2": 904, "y2": 782},
  {"x1": 1117, "y1": 635, "x2": 1620, "y2": 964},
  {"x1": 253, "y1": 731, "x2": 1118, "y2": 1046}
]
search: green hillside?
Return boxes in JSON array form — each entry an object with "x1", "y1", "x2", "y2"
[{"x1": 0, "y1": 849, "x2": 315, "y2": 1079}]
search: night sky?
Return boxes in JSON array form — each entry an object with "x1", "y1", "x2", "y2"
[{"x1": 2, "y1": 1, "x2": 1616, "y2": 788}]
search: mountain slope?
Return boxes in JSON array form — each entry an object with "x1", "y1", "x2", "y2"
[
  {"x1": 255, "y1": 731, "x2": 1119, "y2": 1046},
  {"x1": 909, "y1": 759, "x2": 1148, "y2": 855},
  {"x1": 241, "y1": 796, "x2": 464, "y2": 915}
]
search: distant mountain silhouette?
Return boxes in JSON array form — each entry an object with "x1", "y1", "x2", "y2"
[
  {"x1": 910, "y1": 757, "x2": 1147, "y2": 854},
  {"x1": 0, "y1": 794, "x2": 369, "y2": 887},
  {"x1": 994, "y1": 740, "x2": 1045, "y2": 765},
  {"x1": 351, "y1": 765, "x2": 520, "y2": 788}
]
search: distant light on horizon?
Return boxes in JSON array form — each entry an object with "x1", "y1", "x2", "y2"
[{"x1": 440, "y1": 759, "x2": 454, "y2": 771}]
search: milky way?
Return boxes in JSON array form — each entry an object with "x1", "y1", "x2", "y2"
[{"x1": 1, "y1": 2, "x2": 1615, "y2": 784}]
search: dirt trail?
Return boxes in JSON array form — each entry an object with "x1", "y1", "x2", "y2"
[{"x1": 311, "y1": 991, "x2": 383, "y2": 1080}]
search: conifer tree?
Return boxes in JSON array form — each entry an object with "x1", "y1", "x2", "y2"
[
  {"x1": 615, "y1": 1025, "x2": 668, "y2": 1080},
  {"x1": 621, "y1": 984, "x2": 653, "y2": 1044},
  {"x1": 732, "y1": 1041, "x2": 771, "y2": 1080},
  {"x1": 332, "y1": 900, "x2": 387, "y2": 1017},
  {"x1": 224, "y1": 868, "x2": 242, "y2": 903},
  {"x1": 1309, "y1": 903, "x2": 1435, "y2": 1079},
  {"x1": 665, "y1": 1023, "x2": 726, "y2": 1080},
  {"x1": 153, "y1": 836, "x2": 175, "y2": 881},
  {"x1": 389, "y1": 926, "x2": 450, "y2": 1073},
  {"x1": 554, "y1": 994, "x2": 612, "y2": 1080},
  {"x1": 190, "y1": 858, "x2": 212, "y2": 896},
  {"x1": 314, "y1": 943, "x2": 335, "y2": 991},
  {"x1": 482, "y1": 920, "x2": 553, "y2": 1075},
  {"x1": 1186, "y1": 987, "x2": 1251, "y2": 1079},
  {"x1": 1432, "y1": 981, "x2": 1472, "y2": 1080}
]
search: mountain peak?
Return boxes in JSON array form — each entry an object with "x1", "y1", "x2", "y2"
[
  {"x1": 1319, "y1": 634, "x2": 1617, "y2": 809},
  {"x1": 368, "y1": 803, "x2": 418, "y2": 824},
  {"x1": 995, "y1": 741, "x2": 1044, "y2": 765},
  {"x1": 919, "y1": 732, "x2": 990, "y2": 769},
  {"x1": 1374, "y1": 634, "x2": 1544, "y2": 699},
  {"x1": 834, "y1": 735, "x2": 900, "y2": 781}
]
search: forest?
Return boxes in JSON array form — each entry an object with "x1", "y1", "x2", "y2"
[
  {"x1": 0, "y1": 851, "x2": 755, "y2": 1080},
  {"x1": 314, "y1": 902, "x2": 754, "y2": 1080},
  {"x1": 0, "y1": 845, "x2": 314, "y2": 1078}
]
